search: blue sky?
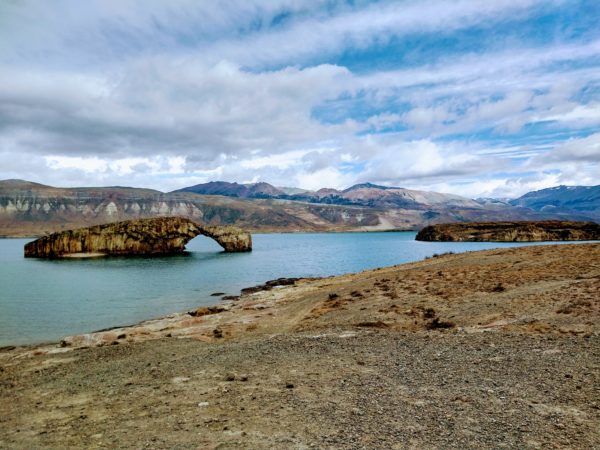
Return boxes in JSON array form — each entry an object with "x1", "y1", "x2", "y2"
[{"x1": 0, "y1": 0, "x2": 598, "y2": 197}]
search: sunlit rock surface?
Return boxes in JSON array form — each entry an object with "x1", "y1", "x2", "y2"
[
  {"x1": 416, "y1": 220, "x2": 600, "y2": 242},
  {"x1": 24, "y1": 217, "x2": 252, "y2": 258}
]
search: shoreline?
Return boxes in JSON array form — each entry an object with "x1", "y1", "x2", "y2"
[
  {"x1": 2, "y1": 242, "x2": 598, "y2": 354},
  {"x1": 2, "y1": 242, "x2": 599, "y2": 448},
  {"x1": 2, "y1": 239, "x2": 599, "y2": 351},
  {"x1": 0, "y1": 228, "x2": 421, "y2": 239}
]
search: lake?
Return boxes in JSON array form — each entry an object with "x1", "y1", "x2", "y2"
[{"x1": 0, "y1": 232, "x2": 584, "y2": 346}]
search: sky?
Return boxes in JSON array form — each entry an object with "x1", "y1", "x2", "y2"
[{"x1": 0, "y1": 0, "x2": 599, "y2": 198}]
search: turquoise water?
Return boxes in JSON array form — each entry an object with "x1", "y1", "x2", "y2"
[{"x1": 0, "y1": 233, "x2": 584, "y2": 346}]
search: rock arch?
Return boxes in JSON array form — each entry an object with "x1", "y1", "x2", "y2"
[{"x1": 24, "y1": 217, "x2": 252, "y2": 258}]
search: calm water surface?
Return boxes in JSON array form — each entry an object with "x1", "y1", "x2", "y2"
[{"x1": 0, "y1": 232, "x2": 583, "y2": 346}]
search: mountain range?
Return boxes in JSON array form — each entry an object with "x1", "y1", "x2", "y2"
[
  {"x1": 174, "y1": 181, "x2": 485, "y2": 209},
  {"x1": 0, "y1": 179, "x2": 598, "y2": 237},
  {"x1": 509, "y1": 185, "x2": 600, "y2": 218}
]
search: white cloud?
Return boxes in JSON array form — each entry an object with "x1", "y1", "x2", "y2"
[
  {"x1": 240, "y1": 149, "x2": 309, "y2": 170},
  {"x1": 352, "y1": 39, "x2": 600, "y2": 139},
  {"x1": 0, "y1": 0, "x2": 560, "y2": 69},
  {"x1": 542, "y1": 104, "x2": 600, "y2": 127},
  {"x1": 346, "y1": 137, "x2": 504, "y2": 185},
  {"x1": 530, "y1": 133, "x2": 600, "y2": 164},
  {"x1": 0, "y1": 0, "x2": 598, "y2": 198},
  {"x1": 0, "y1": 59, "x2": 352, "y2": 162},
  {"x1": 205, "y1": 0, "x2": 558, "y2": 68},
  {"x1": 295, "y1": 167, "x2": 355, "y2": 191},
  {"x1": 45, "y1": 156, "x2": 108, "y2": 173}
]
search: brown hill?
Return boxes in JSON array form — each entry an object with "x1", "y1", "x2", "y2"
[{"x1": 0, "y1": 179, "x2": 576, "y2": 237}]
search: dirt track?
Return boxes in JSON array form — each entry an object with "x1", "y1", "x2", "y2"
[{"x1": 1, "y1": 243, "x2": 599, "y2": 449}]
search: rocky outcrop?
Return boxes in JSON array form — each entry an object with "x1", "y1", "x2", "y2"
[
  {"x1": 416, "y1": 220, "x2": 600, "y2": 242},
  {"x1": 200, "y1": 225, "x2": 253, "y2": 253},
  {"x1": 24, "y1": 217, "x2": 252, "y2": 258}
]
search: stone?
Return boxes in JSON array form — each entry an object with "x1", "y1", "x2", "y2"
[
  {"x1": 416, "y1": 220, "x2": 600, "y2": 242},
  {"x1": 188, "y1": 305, "x2": 227, "y2": 317},
  {"x1": 188, "y1": 307, "x2": 211, "y2": 317},
  {"x1": 239, "y1": 278, "x2": 305, "y2": 296},
  {"x1": 24, "y1": 216, "x2": 252, "y2": 258},
  {"x1": 264, "y1": 277, "x2": 301, "y2": 287},
  {"x1": 241, "y1": 285, "x2": 271, "y2": 295}
]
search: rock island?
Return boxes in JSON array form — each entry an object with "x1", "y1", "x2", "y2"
[
  {"x1": 416, "y1": 220, "x2": 600, "y2": 242},
  {"x1": 24, "y1": 216, "x2": 252, "y2": 258}
]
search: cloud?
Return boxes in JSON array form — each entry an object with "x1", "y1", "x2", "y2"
[
  {"x1": 0, "y1": 59, "x2": 352, "y2": 160},
  {"x1": 0, "y1": 0, "x2": 598, "y2": 197},
  {"x1": 294, "y1": 167, "x2": 356, "y2": 191},
  {"x1": 205, "y1": 0, "x2": 561, "y2": 68},
  {"x1": 349, "y1": 138, "x2": 507, "y2": 185},
  {"x1": 0, "y1": 0, "x2": 562, "y2": 69},
  {"x1": 531, "y1": 133, "x2": 600, "y2": 164}
]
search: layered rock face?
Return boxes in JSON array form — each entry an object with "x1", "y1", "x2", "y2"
[
  {"x1": 200, "y1": 225, "x2": 253, "y2": 253},
  {"x1": 24, "y1": 217, "x2": 252, "y2": 258},
  {"x1": 416, "y1": 220, "x2": 600, "y2": 242},
  {"x1": 0, "y1": 179, "x2": 383, "y2": 236},
  {"x1": 3, "y1": 179, "x2": 583, "y2": 237}
]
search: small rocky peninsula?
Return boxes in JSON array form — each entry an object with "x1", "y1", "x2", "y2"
[
  {"x1": 24, "y1": 217, "x2": 252, "y2": 258},
  {"x1": 416, "y1": 220, "x2": 600, "y2": 242}
]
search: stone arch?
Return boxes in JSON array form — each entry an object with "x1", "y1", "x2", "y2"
[
  {"x1": 24, "y1": 217, "x2": 252, "y2": 258},
  {"x1": 196, "y1": 225, "x2": 253, "y2": 253}
]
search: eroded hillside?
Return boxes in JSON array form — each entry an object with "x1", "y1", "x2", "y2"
[{"x1": 0, "y1": 179, "x2": 580, "y2": 236}]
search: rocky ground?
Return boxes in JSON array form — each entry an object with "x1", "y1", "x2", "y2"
[{"x1": 1, "y1": 243, "x2": 599, "y2": 449}]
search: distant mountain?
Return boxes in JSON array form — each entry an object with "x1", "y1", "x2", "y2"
[
  {"x1": 0, "y1": 179, "x2": 383, "y2": 236},
  {"x1": 0, "y1": 179, "x2": 589, "y2": 237},
  {"x1": 510, "y1": 185, "x2": 600, "y2": 220},
  {"x1": 276, "y1": 186, "x2": 310, "y2": 195},
  {"x1": 174, "y1": 181, "x2": 483, "y2": 209},
  {"x1": 174, "y1": 181, "x2": 285, "y2": 198},
  {"x1": 246, "y1": 182, "x2": 285, "y2": 198},
  {"x1": 343, "y1": 182, "x2": 392, "y2": 192},
  {"x1": 474, "y1": 198, "x2": 512, "y2": 207}
]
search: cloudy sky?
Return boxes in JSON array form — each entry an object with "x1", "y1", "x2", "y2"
[{"x1": 0, "y1": 0, "x2": 598, "y2": 198}]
